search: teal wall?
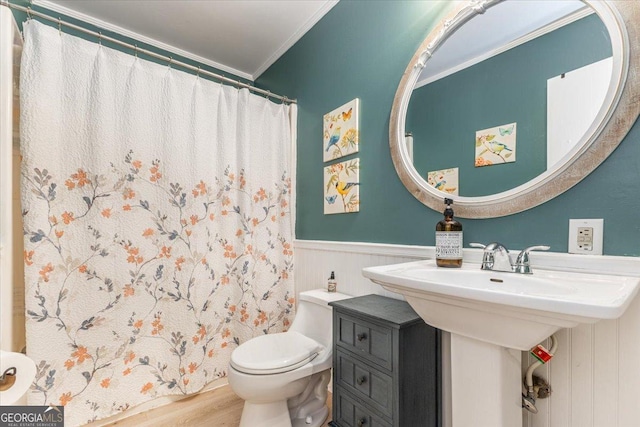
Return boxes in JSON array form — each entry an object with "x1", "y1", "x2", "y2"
[
  {"x1": 257, "y1": 1, "x2": 640, "y2": 256},
  {"x1": 407, "y1": 14, "x2": 611, "y2": 196}
]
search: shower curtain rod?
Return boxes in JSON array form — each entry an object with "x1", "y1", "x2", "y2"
[{"x1": 0, "y1": 1, "x2": 297, "y2": 104}]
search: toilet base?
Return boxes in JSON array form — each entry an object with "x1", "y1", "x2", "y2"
[
  {"x1": 236, "y1": 369, "x2": 331, "y2": 427},
  {"x1": 238, "y1": 400, "x2": 330, "y2": 427},
  {"x1": 239, "y1": 400, "x2": 292, "y2": 427},
  {"x1": 292, "y1": 405, "x2": 329, "y2": 427},
  {"x1": 289, "y1": 369, "x2": 331, "y2": 427}
]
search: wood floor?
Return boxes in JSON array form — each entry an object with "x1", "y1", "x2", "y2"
[{"x1": 102, "y1": 385, "x2": 332, "y2": 427}]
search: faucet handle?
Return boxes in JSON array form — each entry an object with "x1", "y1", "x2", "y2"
[
  {"x1": 469, "y1": 243, "x2": 486, "y2": 249},
  {"x1": 514, "y1": 245, "x2": 550, "y2": 274},
  {"x1": 521, "y1": 245, "x2": 550, "y2": 253}
]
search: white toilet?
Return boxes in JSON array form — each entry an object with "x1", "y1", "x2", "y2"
[{"x1": 228, "y1": 289, "x2": 351, "y2": 427}]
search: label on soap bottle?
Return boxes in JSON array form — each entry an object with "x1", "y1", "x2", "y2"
[
  {"x1": 328, "y1": 280, "x2": 336, "y2": 293},
  {"x1": 435, "y1": 231, "x2": 463, "y2": 259}
]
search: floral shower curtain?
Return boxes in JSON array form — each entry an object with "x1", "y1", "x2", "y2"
[{"x1": 20, "y1": 20, "x2": 295, "y2": 425}]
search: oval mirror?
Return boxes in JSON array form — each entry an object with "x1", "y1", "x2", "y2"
[{"x1": 390, "y1": 0, "x2": 640, "y2": 218}]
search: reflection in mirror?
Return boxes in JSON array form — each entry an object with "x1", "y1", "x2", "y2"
[
  {"x1": 390, "y1": 0, "x2": 640, "y2": 218},
  {"x1": 405, "y1": 1, "x2": 612, "y2": 197}
]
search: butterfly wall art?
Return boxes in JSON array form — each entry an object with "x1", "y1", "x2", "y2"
[
  {"x1": 475, "y1": 122, "x2": 517, "y2": 167},
  {"x1": 324, "y1": 158, "x2": 360, "y2": 214},
  {"x1": 323, "y1": 98, "x2": 360, "y2": 162}
]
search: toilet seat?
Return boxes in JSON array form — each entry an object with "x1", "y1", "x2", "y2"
[{"x1": 230, "y1": 331, "x2": 323, "y2": 375}]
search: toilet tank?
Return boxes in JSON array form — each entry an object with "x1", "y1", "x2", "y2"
[{"x1": 288, "y1": 289, "x2": 351, "y2": 349}]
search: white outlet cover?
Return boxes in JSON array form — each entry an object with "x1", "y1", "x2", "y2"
[{"x1": 568, "y1": 219, "x2": 603, "y2": 255}]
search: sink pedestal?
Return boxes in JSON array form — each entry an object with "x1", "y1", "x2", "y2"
[{"x1": 450, "y1": 334, "x2": 522, "y2": 427}]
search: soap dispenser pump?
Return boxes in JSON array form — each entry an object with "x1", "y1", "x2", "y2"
[{"x1": 435, "y1": 198, "x2": 463, "y2": 268}]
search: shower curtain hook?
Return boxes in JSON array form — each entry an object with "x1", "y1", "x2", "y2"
[
  {"x1": 134, "y1": 44, "x2": 138, "y2": 58},
  {"x1": 98, "y1": 32, "x2": 102, "y2": 46},
  {"x1": 58, "y1": 17, "x2": 62, "y2": 36},
  {"x1": 169, "y1": 57, "x2": 173, "y2": 69},
  {"x1": 26, "y1": 7, "x2": 32, "y2": 20},
  {"x1": 196, "y1": 66, "x2": 200, "y2": 78},
  {"x1": 267, "y1": 90, "x2": 271, "y2": 100}
]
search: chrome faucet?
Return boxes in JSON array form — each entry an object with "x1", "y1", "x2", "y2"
[
  {"x1": 480, "y1": 242, "x2": 513, "y2": 272},
  {"x1": 470, "y1": 243, "x2": 550, "y2": 274}
]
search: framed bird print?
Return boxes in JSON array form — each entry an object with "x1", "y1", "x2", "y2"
[
  {"x1": 427, "y1": 167, "x2": 459, "y2": 195},
  {"x1": 324, "y1": 158, "x2": 360, "y2": 214},
  {"x1": 475, "y1": 122, "x2": 517, "y2": 167},
  {"x1": 323, "y1": 98, "x2": 360, "y2": 162}
]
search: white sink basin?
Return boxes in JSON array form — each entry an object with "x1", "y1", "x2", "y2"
[{"x1": 363, "y1": 260, "x2": 640, "y2": 350}]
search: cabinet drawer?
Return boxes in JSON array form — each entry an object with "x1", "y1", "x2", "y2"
[
  {"x1": 336, "y1": 313, "x2": 393, "y2": 370},
  {"x1": 335, "y1": 349, "x2": 393, "y2": 417},
  {"x1": 334, "y1": 386, "x2": 392, "y2": 427}
]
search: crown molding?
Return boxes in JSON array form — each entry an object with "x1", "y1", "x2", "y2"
[{"x1": 253, "y1": 0, "x2": 338, "y2": 79}]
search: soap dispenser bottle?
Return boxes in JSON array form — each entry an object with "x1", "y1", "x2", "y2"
[
  {"x1": 327, "y1": 271, "x2": 337, "y2": 293},
  {"x1": 436, "y1": 198, "x2": 463, "y2": 268}
]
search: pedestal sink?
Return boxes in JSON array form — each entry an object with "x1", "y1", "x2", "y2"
[{"x1": 362, "y1": 260, "x2": 640, "y2": 427}]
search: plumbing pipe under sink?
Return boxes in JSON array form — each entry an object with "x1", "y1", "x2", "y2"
[{"x1": 522, "y1": 335, "x2": 558, "y2": 413}]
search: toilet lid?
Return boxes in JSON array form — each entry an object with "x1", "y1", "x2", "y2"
[{"x1": 230, "y1": 332, "x2": 323, "y2": 375}]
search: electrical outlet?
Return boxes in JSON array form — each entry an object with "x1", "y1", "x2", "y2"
[
  {"x1": 568, "y1": 219, "x2": 603, "y2": 255},
  {"x1": 576, "y1": 227, "x2": 593, "y2": 250}
]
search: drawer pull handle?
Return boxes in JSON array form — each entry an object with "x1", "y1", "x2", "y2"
[
  {"x1": 357, "y1": 418, "x2": 367, "y2": 427},
  {"x1": 357, "y1": 333, "x2": 367, "y2": 341},
  {"x1": 356, "y1": 376, "x2": 367, "y2": 385}
]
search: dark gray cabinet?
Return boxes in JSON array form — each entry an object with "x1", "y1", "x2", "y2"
[{"x1": 329, "y1": 294, "x2": 440, "y2": 427}]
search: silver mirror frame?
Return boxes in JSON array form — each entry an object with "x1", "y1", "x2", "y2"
[{"x1": 390, "y1": 0, "x2": 640, "y2": 218}]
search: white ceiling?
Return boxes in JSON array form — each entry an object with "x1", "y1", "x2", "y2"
[{"x1": 35, "y1": 0, "x2": 338, "y2": 81}]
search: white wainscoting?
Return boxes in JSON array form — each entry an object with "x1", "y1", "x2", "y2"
[
  {"x1": 294, "y1": 239, "x2": 640, "y2": 427},
  {"x1": 294, "y1": 240, "x2": 430, "y2": 297}
]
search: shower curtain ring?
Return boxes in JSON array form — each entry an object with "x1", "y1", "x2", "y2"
[
  {"x1": 134, "y1": 44, "x2": 138, "y2": 58},
  {"x1": 58, "y1": 18, "x2": 62, "y2": 36},
  {"x1": 196, "y1": 66, "x2": 200, "y2": 78},
  {"x1": 98, "y1": 32, "x2": 102, "y2": 46},
  {"x1": 26, "y1": 7, "x2": 32, "y2": 20},
  {"x1": 169, "y1": 57, "x2": 173, "y2": 69}
]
